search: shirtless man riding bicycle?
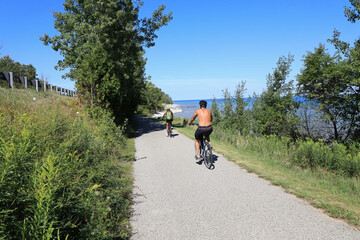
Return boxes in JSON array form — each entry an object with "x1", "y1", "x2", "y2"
[{"x1": 189, "y1": 100, "x2": 213, "y2": 160}]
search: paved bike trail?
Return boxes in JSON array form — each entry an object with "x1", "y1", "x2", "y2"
[{"x1": 131, "y1": 116, "x2": 360, "y2": 240}]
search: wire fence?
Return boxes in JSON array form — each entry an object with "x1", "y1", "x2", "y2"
[{"x1": 0, "y1": 72, "x2": 76, "y2": 97}]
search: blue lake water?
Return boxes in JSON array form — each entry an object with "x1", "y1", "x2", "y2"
[
  {"x1": 173, "y1": 99, "x2": 239, "y2": 119},
  {"x1": 173, "y1": 97, "x2": 307, "y2": 119},
  {"x1": 173, "y1": 97, "x2": 348, "y2": 141}
]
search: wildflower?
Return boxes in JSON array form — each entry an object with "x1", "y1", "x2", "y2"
[
  {"x1": 33, "y1": 97, "x2": 36, "y2": 101},
  {"x1": 94, "y1": 191, "x2": 100, "y2": 196},
  {"x1": 76, "y1": 111, "x2": 79, "y2": 114}
]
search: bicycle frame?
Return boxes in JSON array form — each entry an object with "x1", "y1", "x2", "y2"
[
  {"x1": 191, "y1": 122, "x2": 213, "y2": 169},
  {"x1": 167, "y1": 122, "x2": 173, "y2": 137},
  {"x1": 199, "y1": 138, "x2": 205, "y2": 156},
  {"x1": 197, "y1": 136, "x2": 212, "y2": 169}
]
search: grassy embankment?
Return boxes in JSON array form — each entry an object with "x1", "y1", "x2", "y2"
[
  {"x1": 167, "y1": 117, "x2": 360, "y2": 230},
  {"x1": 0, "y1": 87, "x2": 134, "y2": 239}
]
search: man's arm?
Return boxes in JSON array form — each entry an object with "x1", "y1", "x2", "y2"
[{"x1": 189, "y1": 110, "x2": 198, "y2": 125}]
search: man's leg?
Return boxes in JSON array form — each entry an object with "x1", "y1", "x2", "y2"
[
  {"x1": 195, "y1": 139, "x2": 200, "y2": 157},
  {"x1": 166, "y1": 122, "x2": 169, "y2": 136}
]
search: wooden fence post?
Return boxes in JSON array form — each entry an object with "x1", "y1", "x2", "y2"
[
  {"x1": 9, "y1": 72, "x2": 14, "y2": 88},
  {"x1": 1, "y1": 74, "x2": 75, "y2": 96},
  {"x1": 35, "y1": 80, "x2": 39, "y2": 92}
]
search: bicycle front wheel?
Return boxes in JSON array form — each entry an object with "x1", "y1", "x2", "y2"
[{"x1": 203, "y1": 141, "x2": 213, "y2": 169}]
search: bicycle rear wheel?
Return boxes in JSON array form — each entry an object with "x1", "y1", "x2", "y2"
[
  {"x1": 203, "y1": 141, "x2": 213, "y2": 169},
  {"x1": 169, "y1": 124, "x2": 173, "y2": 137}
]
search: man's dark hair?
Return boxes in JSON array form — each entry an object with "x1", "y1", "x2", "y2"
[{"x1": 199, "y1": 100, "x2": 207, "y2": 108}]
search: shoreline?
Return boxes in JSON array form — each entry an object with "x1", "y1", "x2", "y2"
[{"x1": 152, "y1": 103, "x2": 183, "y2": 118}]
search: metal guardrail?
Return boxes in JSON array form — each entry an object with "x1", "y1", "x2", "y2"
[{"x1": 0, "y1": 72, "x2": 76, "y2": 97}]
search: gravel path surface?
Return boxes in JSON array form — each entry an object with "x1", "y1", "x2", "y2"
[{"x1": 131, "y1": 116, "x2": 360, "y2": 240}]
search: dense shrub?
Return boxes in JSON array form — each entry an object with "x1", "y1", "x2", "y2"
[
  {"x1": 293, "y1": 140, "x2": 360, "y2": 177},
  {"x1": 0, "y1": 88, "x2": 133, "y2": 239},
  {"x1": 212, "y1": 126, "x2": 360, "y2": 178}
]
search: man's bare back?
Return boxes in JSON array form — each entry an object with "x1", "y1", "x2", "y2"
[{"x1": 192, "y1": 108, "x2": 212, "y2": 126}]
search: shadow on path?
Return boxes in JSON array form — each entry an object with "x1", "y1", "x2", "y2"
[
  {"x1": 195, "y1": 153, "x2": 219, "y2": 170},
  {"x1": 134, "y1": 115, "x2": 166, "y2": 138}
]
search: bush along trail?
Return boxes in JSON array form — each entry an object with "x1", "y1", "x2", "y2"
[
  {"x1": 0, "y1": 0, "x2": 173, "y2": 238},
  {"x1": 0, "y1": 88, "x2": 134, "y2": 239}
]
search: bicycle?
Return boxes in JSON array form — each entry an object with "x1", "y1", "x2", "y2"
[
  {"x1": 167, "y1": 122, "x2": 173, "y2": 138},
  {"x1": 190, "y1": 123, "x2": 213, "y2": 169}
]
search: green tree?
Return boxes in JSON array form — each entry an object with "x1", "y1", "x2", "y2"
[
  {"x1": 297, "y1": 44, "x2": 359, "y2": 141},
  {"x1": 345, "y1": 0, "x2": 360, "y2": 23},
  {"x1": 0, "y1": 56, "x2": 37, "y2": 80},
  {"x1": 211, "y1": 97, "x2": 221, "y2": 126},
  {"x1": 139, "y1": 81, "x2": 171, "y2": 113},
  {"x1": 161, "y1": 93, "x2": 173, "y2": 105},
  {"x1": 220, "y1": 88, "x2": 234, "y2": 129},
  {"x1": 233, "y1": 81, "x2": 249, "y2": 134},
  {"x1": 330, "y1": 33, "x2": 360, "y2": 140},
  {"x1": 252, "y1": 54, "x2": 299, "y2": 137},
  {"x1": 327, "y1": 0, "x2": 360, "y2": 140},
  {"x1": 0, "y1": 56, "x2": 16, "y2": 72},
  {"x1": 41, "y1": 0, "x2": 172, "y2": 122}
]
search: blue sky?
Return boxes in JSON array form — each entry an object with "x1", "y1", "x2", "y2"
[{"x1": 1, "y1": 0, "x2": 359, "y2": 100}]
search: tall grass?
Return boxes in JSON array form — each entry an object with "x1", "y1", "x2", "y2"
[
  {"x1": 0, "y1": 88, "x2": 133, "y2": 239},
  {"x1": 212, "y1": 128, "x2": 360, "y2": 178}
]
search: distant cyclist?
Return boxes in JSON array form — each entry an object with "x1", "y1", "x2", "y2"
[
  {"x1": 189, "y1": 100, "x2": 213, "y2": 160},
  {"x1": 162, "y1": 106, "x2": 173, "y2": 137}
]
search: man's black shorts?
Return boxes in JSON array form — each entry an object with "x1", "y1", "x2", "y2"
[
  {"x1": 166, "y1": 119, "x2": 173, "y2": 124},
  {"x1": 195, "y1": 125, "x2": 213, "y2": 140}
]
